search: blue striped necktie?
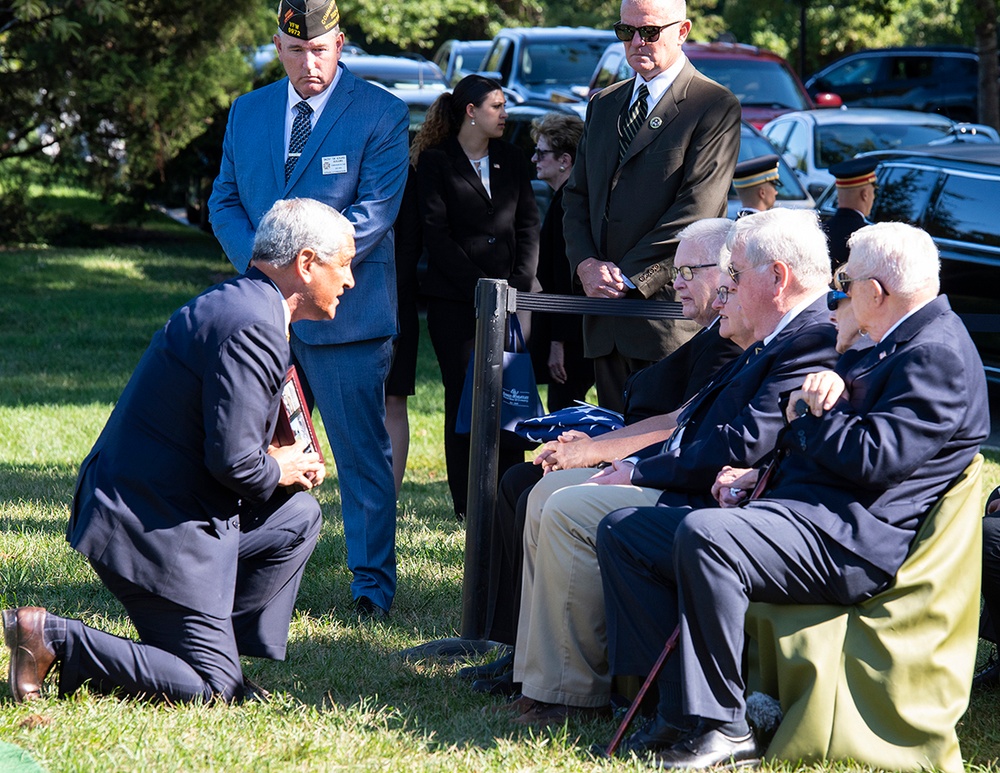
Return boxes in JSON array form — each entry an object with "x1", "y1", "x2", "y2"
[{"x1": 285, "y1": 100, "x2": 313, "y2": 183}]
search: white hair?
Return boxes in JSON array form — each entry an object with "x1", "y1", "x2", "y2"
[
  {"x1": 847, "y1": 222, "x2": 940, "y2": 298},
  {"x1": 723, "y1": 208, "x2": 831, "y2": 291},
  {"x1": 251, "y1": 198, "x2": 355, "y2": 268},
  {"x1": 677, "y1": 218, "x2": 731, "y2": 265}
]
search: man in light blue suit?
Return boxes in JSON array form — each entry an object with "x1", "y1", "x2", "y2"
[{"x1": 209, "y1": 0, "x2": 409, "y2": 616}]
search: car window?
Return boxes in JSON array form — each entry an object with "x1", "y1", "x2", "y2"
[
  {"x1": 762, "y1": 120, "x2": 793, "y2": 153},
  {"x1": 521, "y1": 41, "x2": 612, "y2": 87},
  {"x1": 593, "y1": 49, "x2": 627, "y2": 91},
  {"x1": 815, "y1": 123, "x2": 953, "y2": 168},
  {"x1": 695, "y1": 59, "x2": 809, "y2": 110},
  {"x1": 484, "y1": 39, "x2": 513, "y2": 79},
  {"x1": 925, "y1": 172, "x2": 1000, "y2": 247},
  {"x1": 781, "y1": 122, "x2": 811, "y2": 173},
  {"x1": 890, "y1": 56, "x2": 933, "y2": 81},
  {"x1": 936, "y1": 56, "x2": 978, "y2": 79},
  {"x1": 870, "y1": 164, "x2": 940, "y2": 224},
  {"x1": 822, "y1": 56, "x2": 883, "y2": 88}
]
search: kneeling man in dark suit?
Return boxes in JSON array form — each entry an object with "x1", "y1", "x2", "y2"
[
  {"x1": 598, "y1": 222, "x2": 989, "y2": 767},
  {"x1": 3, "y1": 197, "x2": 356, "y2": 703}
]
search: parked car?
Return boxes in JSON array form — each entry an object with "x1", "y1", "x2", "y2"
[
  {"x1": 480, "y1": 27, "x2": 617, "y2": 105},
  {"x1": 432, "y1": 39, "x2": 491, "y2": 86},
  {"x1": 804, "y1": 46, "x2": 988, "y2": 123},
  {"x1": 815, "y1": 144, "x2": 1000, "y2": 383},
  {"x1": 341, "y1": 55, "x2": 448, "y2": 137},
  {"x1": 587, "y1": 41, "x2": 839, "y2": 128},
  {"x1": 762, "y1": 108, "x2": 999, "y2": 198}
]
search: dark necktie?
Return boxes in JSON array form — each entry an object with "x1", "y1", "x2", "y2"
[
  {"x1": 618, "y1": 83, "x2": 649, "y2": 161},
  {"x1": 284, "y1": 100, "x2": 313, "y2": 183}
]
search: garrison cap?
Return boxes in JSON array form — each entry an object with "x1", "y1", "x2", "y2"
[
  {"x1": 278, "y1": 0, "x2": 340, "y2": 40},
  {"x1": 733, "y1": 154, "x2": 781, "y2": 190},
  {"x1": 830, "y1": 157, "x2": 879, "y2": 189}
]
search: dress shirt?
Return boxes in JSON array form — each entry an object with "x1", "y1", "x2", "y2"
[{"x1": 283, "y1": 70, "x2": 342, "y2": 154}]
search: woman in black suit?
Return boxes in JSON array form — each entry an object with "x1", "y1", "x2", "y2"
[
  {"x1": 412, "y1": 74, "x2": 540, "y2": 519},
  {"x1": 528, "y1": 111, "x2": 593, "y2": 411}
]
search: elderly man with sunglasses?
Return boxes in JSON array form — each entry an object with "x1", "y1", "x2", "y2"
[
  {"x1": 562, "y1": 0, "x2": 741, "y2": 413},
  {"x1": 503, "y1": 209, "x2": 840, "y2": 726},
  {"x1": 597, "y1": 222, "x2": 988, "y2": 768}
]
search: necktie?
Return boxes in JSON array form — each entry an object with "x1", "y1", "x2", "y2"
[
  {"x1": 618, "y1": 83, "x2": 649, "y2": 160},
  {"x1": 285, "y1": 100, "x2": 313, "y2": 183}
]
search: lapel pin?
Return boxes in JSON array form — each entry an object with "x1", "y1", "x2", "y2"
[{"x1": 650, "y1": 116, "x2": 663, "y2": 129}]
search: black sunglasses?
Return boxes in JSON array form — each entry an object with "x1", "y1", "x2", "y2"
[
  {"x1": 837, "y1": 271, "x2": 890, "y2": 297},
  {"x1": 613, "y1": 19, "x2": 683, "y2": 43},
  {"x1": 826, "y1": 289, "x2": 849, "y2": 311}
]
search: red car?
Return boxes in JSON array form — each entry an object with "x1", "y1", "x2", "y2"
[{"x1": 588, "y1": 41, "x2": 840, "y2": 128}]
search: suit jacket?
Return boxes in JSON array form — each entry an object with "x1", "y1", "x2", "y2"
[
  {"x1": 417, "y1": 136, "x2": 540, "y2": 302},
  {"x1": 823, "y1": 207, "x2": 868, "y2": 269},
  {"x1": 562, "y1": 60, "x2": 741, "y2": 360},
  {"x1": 767, "y1": 295, "x2": 989, "y2": 577},
  {"x1": 68, "y1": 269, "x2": 289, "y2": 618},
  {"x1": 208, "y1": 65, "x2": 409, "y2": 345},
  {"x1": 629, "y1": 296, "x2": 840, "y2": 503},
  {"x1": 622, "y1": 319, "x2": 743, "y2": 424},
  {"x1": 534, "y1": 186, "x2": 581, "y2": 344}
]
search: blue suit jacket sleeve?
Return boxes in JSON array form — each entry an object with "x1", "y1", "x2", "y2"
[{"x1": 202, "y1": 323, "x2": 287, "y2": 501}]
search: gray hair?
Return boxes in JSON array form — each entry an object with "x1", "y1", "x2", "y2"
[
  {"x1": 723, "y1": 208, "x2": 831, "y2": 290},
  {"x1": 251, "y1": 198, "x2": 355, "y2": 268},
  {"x1": 847, "y1": 222, "x2": 940, "y2": 298},
  {"x1": 677, "y1": 218, "x2": 732, "y2": 265}
]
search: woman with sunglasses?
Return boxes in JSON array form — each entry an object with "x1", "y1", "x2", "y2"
[{"x1": 528, "y1": 111, "x2": 593, "y2": 411}]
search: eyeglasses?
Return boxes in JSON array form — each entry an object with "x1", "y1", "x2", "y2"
[
  {"x1": 836, "y1": 271, "x2": 890, "y2": 297},
  {"x1": 672, "y1": 263, "x2": 716, "y2": 282},
  {"x1": 533, "y1": 147, "x2": 555, "y2": 158},
  {"x1": 716, "y1": 286, "x2": 736, "y2": 304},
  {"x1": 826, "y1": 289, "x2": 849, "y2": 311},
  {"x1": 613, "y1": 19, "x2": 683, "y2": 43}
]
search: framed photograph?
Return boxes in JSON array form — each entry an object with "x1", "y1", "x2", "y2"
[{"x1": 272, "y1": 366, "x2": 324, "y2": 463}]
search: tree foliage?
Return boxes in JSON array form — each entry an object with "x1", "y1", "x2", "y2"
[{"x1": 0, "y1": 0, "x2": 269, "y2": 198}]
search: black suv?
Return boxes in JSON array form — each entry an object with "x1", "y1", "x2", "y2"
[
  {"x1": 804, "y1": 46, "x2": 983, "y2": 122},
  {"x1": 815, "y1": 145, "x2": 1000, "y2": 384}
]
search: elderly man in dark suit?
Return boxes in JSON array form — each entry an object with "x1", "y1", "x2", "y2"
[
  {"x1": 598, "y1": 222, "x2": 989, "y2": 768},
  {"x1": 3, "y1": 198, "x2": 355, "y2": 704},
  {"x1": 505, "y1": 210, "x2": 839, "y2": 725},
  {"x1": 209, "y1": 0, "x2": 408, "y2": 617},
  {"x1": 563, "y1": 0, "x2": 741, "y2": 412}
]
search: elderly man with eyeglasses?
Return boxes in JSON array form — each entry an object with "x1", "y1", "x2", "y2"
[
  {"x1": 562, "y1": 0, "x2": 741, "y2": 413},
  {"x1": 502, "y1": 209, "x2": 839, "y2": 727},
  {"x1": 597, "y1": 221, "x2": 988, "y2": 768}
]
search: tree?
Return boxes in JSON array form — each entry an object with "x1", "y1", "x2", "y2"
[
  {"x1": 0, "y1": 0, "x2": 269, "y2": 198},
  {"x1": 970, "y1": 0, "x2": 999, "y2": 130}
]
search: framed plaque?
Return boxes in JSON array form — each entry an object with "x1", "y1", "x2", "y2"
[{"x1": 272, "y1": 365, "x2": 324, "y2": 463}]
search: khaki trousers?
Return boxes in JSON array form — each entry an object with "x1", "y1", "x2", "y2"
[{"x1": 513, "y1": 469, "x2": 662, "y2": 707}]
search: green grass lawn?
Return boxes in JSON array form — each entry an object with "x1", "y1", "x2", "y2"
[{"x1": 1, "y1": 198, "x2": 999, "y2": 771}]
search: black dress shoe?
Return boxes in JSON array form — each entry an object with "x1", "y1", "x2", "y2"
[
  {"x1": 458, "y1": 651, "x2": 513, "y2": 681},
  {"x1": 610, "y1": 714, "x2": 689, "y2": 758},
  {"x1": 241, "y1": 675, "x2": 272, "y2": 703},
  {"x1": 652, "y1": 726, "x2": 761, "y2": 770},
  {"x1": 973, "y1": 659, "x2": 1000, "y2": 690},
  {"x1": 3, "y1": 607, "x2": 57, "y2": 702},
  {"x1": 354, "y1": 596, "x2": 389, "y2": 620},
  {"x1": 471, "y1": 671, "x2": 518, "y2": 696}
]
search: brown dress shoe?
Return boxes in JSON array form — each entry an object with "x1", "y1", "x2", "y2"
[
  {"x1": 511, "y1": 700, "x2": 611, "y2": 727},
  {"x1": 3, "y1": 607, "x2": 57, "y2": 702}
]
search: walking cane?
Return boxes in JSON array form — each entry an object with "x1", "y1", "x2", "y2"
[
  {"x1": 604, "y1": 625, "x2": 680, "y2": 757},
  {"x1": 603, "y1": 454, "x2": 781, "y2": 757}
]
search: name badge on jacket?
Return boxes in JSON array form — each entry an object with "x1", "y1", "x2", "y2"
[{"x1": 322, "y1": 155, "x2": 348, "y2": 175}]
